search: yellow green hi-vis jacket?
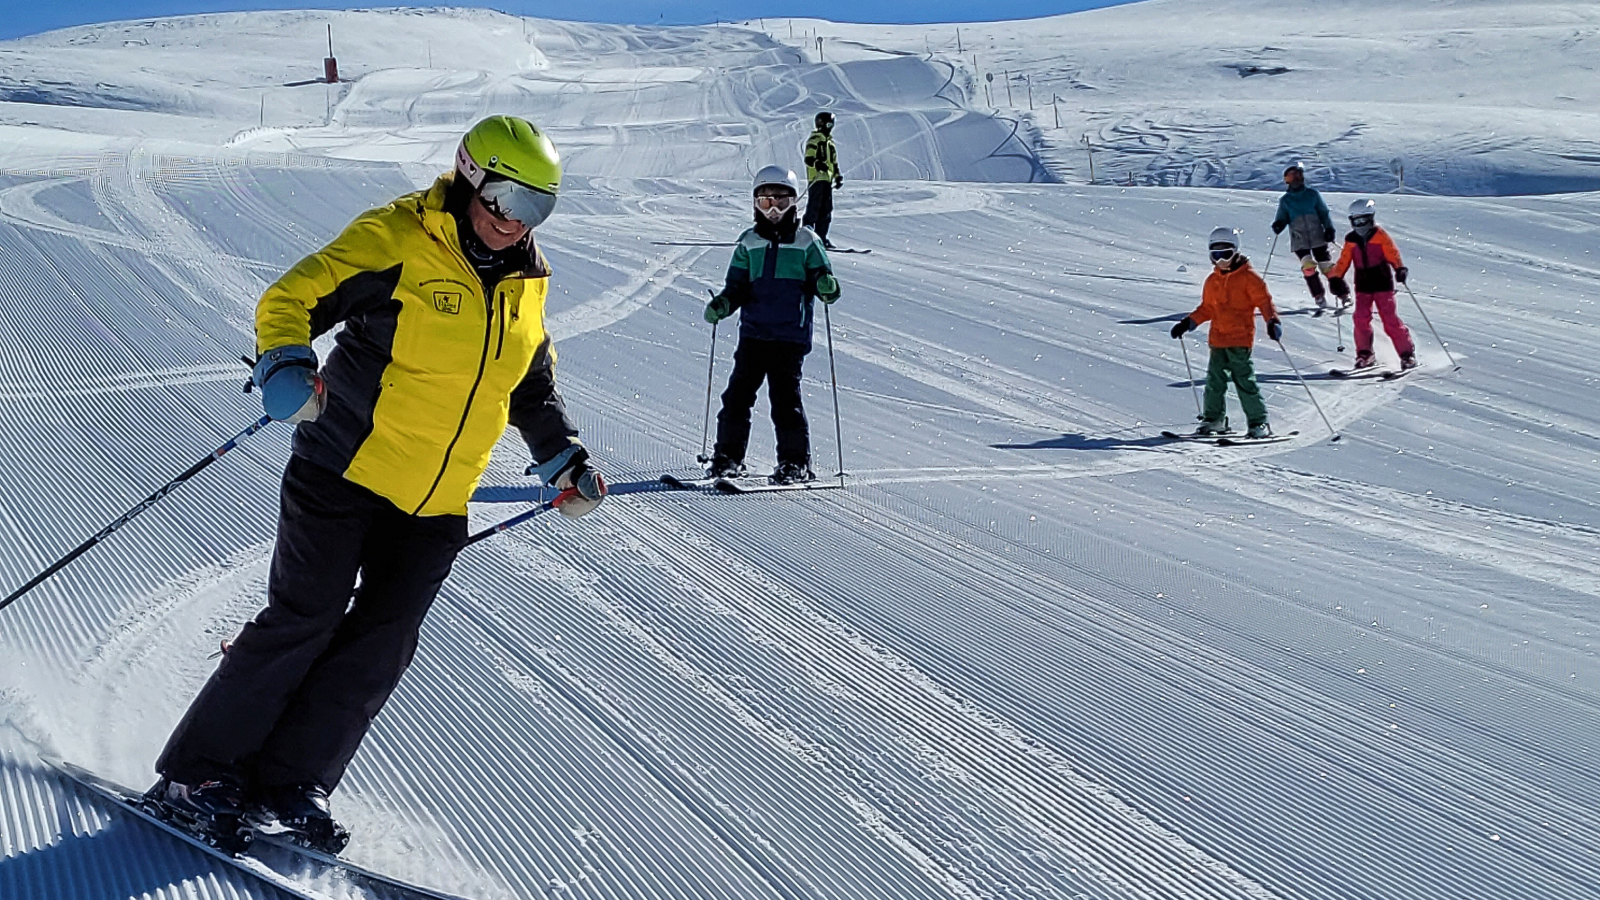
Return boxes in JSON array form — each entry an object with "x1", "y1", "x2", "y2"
[{"x1": 255, "y1": 173, "x2": 578, "y2": 517}]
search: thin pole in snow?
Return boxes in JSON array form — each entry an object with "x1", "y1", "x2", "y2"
[
  {"x1": 824, "y1": 304, "x2": 846, "y2": 484},
  {"x1": 1179, "y1": 336, "x2": 1203, "y2": 420},
  {"x1": 0, "y1": 416, "x2": 274, "y2": 615},
  {"x1": 1403, "y1": 282, "x2": 1460, "y2": 370},
  {"x1": 1276, "y1": 340, "x2": 1340, "y2": 441}
]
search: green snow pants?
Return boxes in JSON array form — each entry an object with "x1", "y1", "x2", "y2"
[{"x1": 1203, "y1": 347, "x2": 1268, "y2": 428}]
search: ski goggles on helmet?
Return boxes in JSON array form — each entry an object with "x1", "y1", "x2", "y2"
[
  {"x1": 478, "y1": 177, "x2": 558, "y2": 229},
  {"x1": 754, "y1": 193, "x2": 795, "y2": 212},
  {"x1": 1209, "y1": 244, "x2": 1237, "y2": 263},
  {"x1": 1349, "y1": 213, "x2": 1375, "y2": 231}
]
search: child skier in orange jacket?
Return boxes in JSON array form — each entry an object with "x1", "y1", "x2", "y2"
[
  {"x1": 1170, "y1": 227, "x2": 1282, "y2": 438},
  {"x1": 1328, "y1": 198, "x2": 1416, "y2": 371}
]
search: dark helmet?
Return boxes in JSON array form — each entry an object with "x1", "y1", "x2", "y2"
[{"x1": 814, "y1": 111, "x2": 834, "y2": 131}]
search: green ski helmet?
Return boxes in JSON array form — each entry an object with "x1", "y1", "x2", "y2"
[{"x1": 455, "y1": 115, "x2": 562, "y2": 227}]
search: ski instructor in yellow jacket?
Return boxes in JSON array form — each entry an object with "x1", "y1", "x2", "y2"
[{"x1": 152, "y1": 116, "x2": 607, "y2": 853}]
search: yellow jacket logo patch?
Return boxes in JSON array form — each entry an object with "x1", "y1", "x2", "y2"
[{"x1": 433, "y1": 290, "x2": 463, "y2": 314}]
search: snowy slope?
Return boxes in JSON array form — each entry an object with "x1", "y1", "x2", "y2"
[{"x1": 1, "y1": 3, "x2": 1599, "y2": 900}]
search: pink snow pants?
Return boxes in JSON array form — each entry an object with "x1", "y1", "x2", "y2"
[{"x1": 1354, "y1": 291, "x2": 1415, "y2": 357}]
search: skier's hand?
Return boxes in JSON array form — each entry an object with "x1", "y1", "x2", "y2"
[
  {"x1": 252, "y1": 344, "x2": 325, "y2": 423},
  {"x1": 1323, "y1": 226, "x2": 1337, "y2": 243},
  {"x1": 552, "y1": 449, "x2": 607, "y2": 519},
  {"x1": 1267, "y1": 319, "x2": 1283, "y2": 342},
  {"x1": 1170, "y1": 316, "x2": 1195, "y2": 339},
  {"x1": 1271, "y1": 221, "x2": 1285, "y2": 235},
  {"x1": 1395, "y1": 266, "x2": 1409, "y2": 284},
  {"x1": 704, "y1": 290, "x2": 735, "y2": 324},
  {"x1": 833, "y1": 174, "x2": 843, "y2": 189},
  {"x1": 529, "y1": 445, "x2": 607, "y2": 518},
  {"x1": 1328, "y1": 275, "x2": 1349, "y2": 299},
  {"x1": 815, "y1": 273, "x2": 840, "y2": 304}
]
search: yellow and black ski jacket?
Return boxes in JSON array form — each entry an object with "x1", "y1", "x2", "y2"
[
  {"x1": 256, "y1": 173, "x2": 578, "y2": 517},
  {"x1": 804, "y1": 130, "x2": 838, "y2": 184}
]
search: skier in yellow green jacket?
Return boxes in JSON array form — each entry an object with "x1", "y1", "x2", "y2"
[
  {"x1": 151, "y1": 116, "x2": 606, "y2": 853},
  {"x1": 802, "y1": 111, "x2": 842, "y2": 249}
]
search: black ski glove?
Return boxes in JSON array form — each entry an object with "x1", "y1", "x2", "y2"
[
  {"x1": 1328, "y1": 275, "x2": 1349, "y2": 299},
  {"x1": 1395, "y1": 266, "x2": 1409, "y2": 284},
  {"x1": 1271, "y1": 221, "x2": 1285, "y2": 235},
  {"x1": 1323, "y1": 226, "x2": 1337, "y2": 243},
  {"x1": 1170, "y1": 317, "x2": 1196, "y2": 339},
  {"x1": 833, "y1": 174, "x2": 843, "y2": 189},
  {"x1": 1267, "y1": 319, "x2": 1283, "y2": 342}
]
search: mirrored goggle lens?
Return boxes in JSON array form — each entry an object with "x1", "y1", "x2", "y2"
[
  {"x1": 1350, "y1": 214, "x2": 1375, "y2": 228},
  {"x1": 755, "y1": 194, "x2": 794, "y2": 211},
  {"x1": 479, "y1": 179, "x2": 558, "y2": 229},
  {"x1": 1209, "y1": 245, "x2": 1236, "y2": 262}
]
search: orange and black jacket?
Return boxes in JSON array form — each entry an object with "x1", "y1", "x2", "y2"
[
  {"x1": 255, "y1": 172, "x2": 578, "y2": 517},
  {"x1": 1330, "y1": 226, "x2": 1404, "y2": 294}
]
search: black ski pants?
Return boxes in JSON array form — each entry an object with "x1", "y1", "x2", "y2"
[
  {"x1": 802, "y1": 181, "x2": 833, "y2": 241},
  {"x1": 156, "y1": 454, "x2": 466, "y2": 793},
  {"x1": 713, "y1": 337, "x2": 810, "y2": 466}
]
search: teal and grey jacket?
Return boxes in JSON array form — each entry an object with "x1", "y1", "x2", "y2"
[
  {"x1": 1272, "y1": 185, "x2": 1336, "y2": 252},
  {"x1": 720, "y1": 217, "x2": 837, "y2": 350}
]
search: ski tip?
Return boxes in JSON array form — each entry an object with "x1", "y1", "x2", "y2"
[{"x1": 1331, "y1": 434, "x2": 1342, "y2": 442}]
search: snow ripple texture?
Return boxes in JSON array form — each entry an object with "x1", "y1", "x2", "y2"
[{"x1": 2, "y1": 4, "x2": 1600, "y2": 900}]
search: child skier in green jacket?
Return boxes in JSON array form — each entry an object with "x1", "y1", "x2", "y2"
[{"x1": 703, "y1": 165, "x2": 840, "y2": 484}]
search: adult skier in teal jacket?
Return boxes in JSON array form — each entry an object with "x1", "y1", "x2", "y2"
[{"x1": 1271, "y1": 162, "x2": 1349, "y2": 309}]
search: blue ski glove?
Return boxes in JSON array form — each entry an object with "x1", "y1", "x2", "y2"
[
  {"x1": 252, "y1": 345, "x2": 324, "y2": 423},
  {"x1": 1170, "y1": 316, "x2": 1195, "y2": 339},
  {"x1": 527, "y1": 445, "x2": 607, "y2": 518},
  {"x1": 704, "y1": 290, "x2": 735, "y2": 324},
  {"x1": 1267, "y1": 319, "x2": 1283, "y2": 342}
]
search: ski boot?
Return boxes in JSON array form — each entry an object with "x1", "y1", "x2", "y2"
[
  {"x1": 144, "y1": 777, "x2": 254, "y2": 855},
  {"x1": 770, "y1": 461, "x2": 816, "y2": 485},
  {"x1": 1351, "y1": 352, "x2": 1376, "y2": 370},
  {"x1": 1247, "y1": 422, "x2": 1272, "y2": 439},
  {"x1": 707, "y1": 456, "x2": 745, "y2": 479},
  {"x1": 1192, "y1": 417, "x2": 1230, "y2": 436},
  {"x1": 260, "y1": 782, "x2": 350, "y2": 856},
  {"x1": 1400, "y1": 351, "x2": 1419, "y2": 370}
]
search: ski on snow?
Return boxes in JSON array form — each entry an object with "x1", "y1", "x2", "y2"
[
  {"x1": 1160, "y1": 430, "x2": 1299, "y2": 446},
  {"x1": 715, "y1": 476, "x2": 845, "y2": 493},
  {"x1": 1328, "y1": 367, "x2": 1417, "y2": 380},
  {"x1": 662, "y1": 473, "x2": 846, "y2": 493},
  {"x1": 660, "y1": 473, "x2": 718, "y2": 489},
  {"x1": 46, "y1": 758, "x2": 467, "y2": 900}
]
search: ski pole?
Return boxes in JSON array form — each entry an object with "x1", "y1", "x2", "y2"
[
  {"x1": 465, "y1": 479, "x2": 670, "y2": 547},
  {"x1": 0, "y1": 415, "x2": 273, "y2": 614},
  {"x1": 1336, "y1": 306, "x2": 1346, "y2": 353},
  {"x1": 1274, "y1": 340, "x2": 1339, "y2": 442},
  {"x1": 1402, "y1": 283, "x2": 1460, "y2": 370},
  {"x1": 823, "y1": 303, "x2": 846, "y2": 484},
  {"x1": 698, "y1": 311, "x2": 719, "y2": 464},
  {"x1": 1263, "y1": 232, "x2": 1279, "y2": 276},
  {"x1": 1178, "y1": 334, "x2": 1203, "y2": 420}
]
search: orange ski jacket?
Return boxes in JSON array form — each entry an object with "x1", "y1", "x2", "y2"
[{"x1": 1189, "y1": 259, "x2": 1278, "y2": 349}]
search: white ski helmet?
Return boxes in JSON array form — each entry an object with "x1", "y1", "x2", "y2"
[
  {"x1": 1348, "y1": 198, "x2": 1377, "y2": 235},
  {"x1": 752, "y1": 165, "x2": 800, "y2": 198},
  {"x1": 1208, "y1": 226, "x2": 1241, "y2": 264},
  {"x1": 1283, "y1": 160, "x2": 1305, "y2": 179}
]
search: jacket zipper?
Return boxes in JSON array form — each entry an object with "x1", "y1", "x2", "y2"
[
  {"x1": 413, "y1": 239, "x2": 500, "y2": 515},
  {"x1": 496, "y1": 293, "x2": 506, "y2": 359}
]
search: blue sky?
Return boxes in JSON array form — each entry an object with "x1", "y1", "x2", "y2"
[{"x1": 1, "y1": 2, "x2": 1136, "y2": 41}]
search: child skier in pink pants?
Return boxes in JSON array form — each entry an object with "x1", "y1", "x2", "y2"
[{"x1": 1328, "y1": 199, "x2": 1416, "y2": 370}]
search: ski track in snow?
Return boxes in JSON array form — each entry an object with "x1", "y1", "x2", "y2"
[{"x1": 3, "y1": 4, "x2": 1600, "y2": 900}]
